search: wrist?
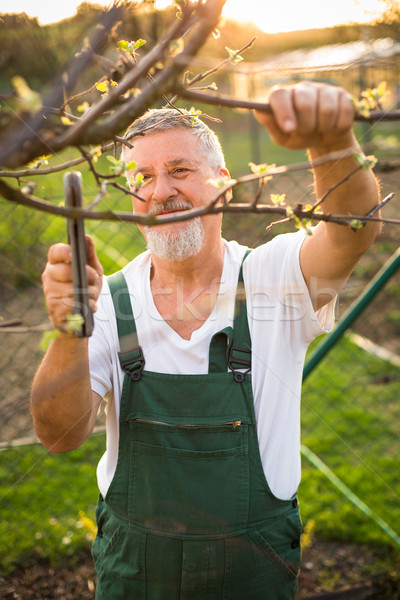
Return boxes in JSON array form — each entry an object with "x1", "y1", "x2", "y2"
[
  {"x1": 54, "y1": 330, "x2": 89, "y2": 350},
  {"x1": 308, "y1": 131, "x2": 359, "y2": 161}
]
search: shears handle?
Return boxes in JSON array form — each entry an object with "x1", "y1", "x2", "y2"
[{"x1": 64, "y1": 171, "x2": 94, "y2": 338}]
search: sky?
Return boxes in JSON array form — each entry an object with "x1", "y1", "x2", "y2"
[{"x1": 0, "y1": 0, "x2": 387, "y2": 33}]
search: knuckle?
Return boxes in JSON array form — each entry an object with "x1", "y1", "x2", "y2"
[
  {"x1": 294, "y1": 89, "x2": 314, "y2": 110},
  {"x1": 319, "y1": 102, "x2": 336, "y2": 118},
  {"x1": 340, "y1": 90, "x2": 354, "y2": 109},
  {"x1": 268, "y1": 86, "x2": 289, "y2": 104}
]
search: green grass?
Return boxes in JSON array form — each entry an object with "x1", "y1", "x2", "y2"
[
  {"x1": 0, "y1": 435, "x2": 105, "y2": 574},
  {"x1": 1, "y1": 337, "x2": 400, "y2": 575},
  {"x1": 300, "y1": 335, "x2": 400, "y2": 550}
]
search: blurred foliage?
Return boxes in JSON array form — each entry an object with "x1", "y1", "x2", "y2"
[
  {"x1": 373, "y1": 0, "x2": 400, "y2": 38},
  {"x1": 1, "y1": 1, "x2": 400, "y2": 94}
]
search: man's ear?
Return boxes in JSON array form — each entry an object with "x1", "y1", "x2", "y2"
[{"x1": 219, "y1": 167, "x2": 233, "y2": 203}]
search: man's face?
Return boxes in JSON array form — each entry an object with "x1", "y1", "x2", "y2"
[{"x1": 125, "y1": 128, "x2": 228, "y2": 259}]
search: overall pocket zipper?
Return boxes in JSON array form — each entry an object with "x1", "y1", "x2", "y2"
[{"x1": 134, "y1": 418, "x2": 242, "y2": 430}]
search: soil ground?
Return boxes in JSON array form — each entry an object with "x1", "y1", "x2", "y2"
[{"x1": 1, "y1": 539, "x2": 399, "y2": 599}]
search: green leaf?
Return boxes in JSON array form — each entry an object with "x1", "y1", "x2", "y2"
[
  {"x1": 106, "y1": 155, "x2": 121, "y2": 166},
  {"x1": 130, "y1": 172, "x2": 151, "y2": 190},
  {"x1": 249, "y1": 161, "x2": 268, "y2": 174},
  {"x1": 186, "y1": 106, "x2": 202, "y2": 126},
  {"x1": 207, "y1": 176, "x2": 235, "y2": 190},
  {"x1": 354, "y1": 153, "x2": 378, "y2": 170},
  {"x1": 65, "y1": 314, "x2": 84, "y2": 335},
  {"x1": 301, "y1": 218, "x2": 314, "y2": 236},
  {"x1": 119, "y1": 38, "x2": 146, "y2": 56},
  {"x1": 132, "y1": 38, "x2": 146, "y2": 50},
  {"x1": 350, "y1": 219, "x2": 364, "y2": 230},
  {"x1": 270, "y1": 193, "x2": 286, "y2": 206},
  {"x1": 285, "y1": 205, "x2": 294, "y2": 216},
  {"x1": 225, "y1": 47, "x2": 244, "y2": 65},
  {"x1": 77, "y1": 101, "x2": 90, "y2": 113},
  {"x1": 40, "y1": 329, "x2": 60, "y2": 352},
  {"x1": 11, "y1": 75, "x2": 42, "y2": 113},
  {"x1": 95, "y1": 81, "x2": 109, "y2": 93}
]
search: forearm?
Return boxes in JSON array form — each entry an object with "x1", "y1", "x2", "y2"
[
  {"x1": 309, "y1": 131, "x2": 381, "y2": 253},
  {"x1": 31, "y1": 333, "x2": 99, "y2": 453}
]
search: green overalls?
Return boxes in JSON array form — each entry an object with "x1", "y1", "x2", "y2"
[{"x1": 92, "y1": 255, "x2": 302, "y2": 599}]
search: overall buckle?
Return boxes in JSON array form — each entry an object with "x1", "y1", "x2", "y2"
[
  {"x1": 118, "y1": 346, "x2": 145, "y2": 382},
  {"x1": 228, "y1": 345, "x2": 251, "y2": 383}
]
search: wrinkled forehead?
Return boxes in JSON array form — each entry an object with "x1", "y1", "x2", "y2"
[{"x1": 126, "y1": 127, "x2": 208, "y2": 166}]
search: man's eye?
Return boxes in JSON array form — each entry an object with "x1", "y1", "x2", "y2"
[{"x1": 173, "y1": 168, "x2": 189, "y2": 175}]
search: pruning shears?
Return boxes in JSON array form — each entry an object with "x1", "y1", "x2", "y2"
[{"x1": 64, "y1": 171, "x2": 94, "y2": 338}]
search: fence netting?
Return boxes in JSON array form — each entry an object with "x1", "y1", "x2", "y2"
[{"x1": 1, "y1": 113, "x2": 400, "y2": 578}]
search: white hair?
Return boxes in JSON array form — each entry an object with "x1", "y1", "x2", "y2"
[{"x1": 121, "y1": 108, "x2": 225, "y2": 169}]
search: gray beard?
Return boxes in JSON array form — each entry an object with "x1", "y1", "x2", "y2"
[{"x1": 145, "y1": 200, "x2": 205, "y2": 262}]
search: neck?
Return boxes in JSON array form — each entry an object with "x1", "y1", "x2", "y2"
[{"x1": 148, "y1": 237, "x2": 225, "y2": 340}]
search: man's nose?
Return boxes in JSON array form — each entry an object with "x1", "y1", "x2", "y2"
[{"x1": 151, "y1": 171, "x2": 178, "y2": 202}]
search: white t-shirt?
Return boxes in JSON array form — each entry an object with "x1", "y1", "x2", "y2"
[{"x1": 89, "y1": 231, "x2": 335, "y2": 500}]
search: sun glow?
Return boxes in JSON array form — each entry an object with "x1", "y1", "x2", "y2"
[
  {"x1": 157, "y1": 0, "x2": 385, "y2": 33},
  {"x1": 1, "y1": 0, "x2": 386, "y2": 30}
]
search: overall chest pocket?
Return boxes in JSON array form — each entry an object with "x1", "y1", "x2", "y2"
[{"x1": 128, "y1": 419, "x2": 249, "y2": 534}]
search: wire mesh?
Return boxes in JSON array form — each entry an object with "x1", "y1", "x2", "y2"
[{"x1": 0, "y1": 113, "x2": 400, "y2": 579}]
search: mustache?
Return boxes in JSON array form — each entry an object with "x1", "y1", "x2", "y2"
[{"x1": 148, "y1": 199, "x2": 193, "y2": 216}]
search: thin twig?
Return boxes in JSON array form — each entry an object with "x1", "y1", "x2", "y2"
[
  {"x1": 0, "y1": 323, "x2": 53, "y2": 334},
  {"x1": 174, "y1": 86, "x2": 400, "y2": 122},
  {"x1": 0, "y1": 319, "x2": 23, "y2": 327},
  {"x1": 0, "y1": 177, "x2": 395, "y2": 227},
  {"x1": 168, "y1": 36, "x2": 257, "y2": 105},
  {"x1": 310, "y1": 165, "x2": 363, "y2": 213},
  {"x1": 251, "y1": 177, "x2": 270, "y2": 208},
  {"x1": 0, "y1": 140, "x2": 120, "y2": 178},
  {"x1": 266, "y1": 217, "x2": 291, "y2": 231},
  {"x1": 365, "y1": 193, "x2": 394, "y2": 217}
]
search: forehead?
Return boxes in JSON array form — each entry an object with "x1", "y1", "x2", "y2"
[{"x1": 128, "y1": 127, "x2": 206, "y2": 166}]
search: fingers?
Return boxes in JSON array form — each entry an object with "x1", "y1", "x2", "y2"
[
  {"x1": 292, "y1": 84, "x2": 319, "y2": 134},
  {"x1": 47, "y1": 242, "x2": 72, "y2": 265},
  {"x1": 85, "y1": 235, "x2": 104, "y2": 278},
  {"x1": 255, "y1": 82, "x2": 355, "y2": 150},
  {"x1": 336, "y1": 89, "x2": 355, "y2": 131},
  {"x1": 268, "y1": 87, "x2": 297, "y2": 133},
  {"x1": 42, "y1": 237, "x2": 103, "y2": 329}
]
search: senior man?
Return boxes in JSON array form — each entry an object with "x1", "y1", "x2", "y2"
[{"x1": 31, "y1": 82, "x2": 380, "y2": 599}]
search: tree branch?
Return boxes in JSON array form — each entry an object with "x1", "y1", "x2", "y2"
[
  {"x1": 0, "y1": 173, "x2": 395, "y2": 228},
  {"x1": 0, "y1": 5, "x2": 125, "y2": 169},
  {"x1": 173, "y1": 86, "x2": 400, "y2": 122}
]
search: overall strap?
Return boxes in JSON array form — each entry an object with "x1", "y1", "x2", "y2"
[
  {"x1": 208, "y1": 249, "x2": 252, "y2": 380},
  {"x1": 108, "y1": 271, "x2": 145, "y2": 381},
  {"x1": 228, "y1": 248, "x2": 252, "y2": 382},
  {"x1": 208, "y1": 327, "x2": 233, "y2": 374}
]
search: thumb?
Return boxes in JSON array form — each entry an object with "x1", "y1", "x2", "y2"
[{"x1": 85, "y1": 235, "x2": 103, "y2": 277}]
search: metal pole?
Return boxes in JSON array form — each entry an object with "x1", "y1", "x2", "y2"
[{"x1": 303, "y1": 247, "x2": 400, "y2": 381}]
